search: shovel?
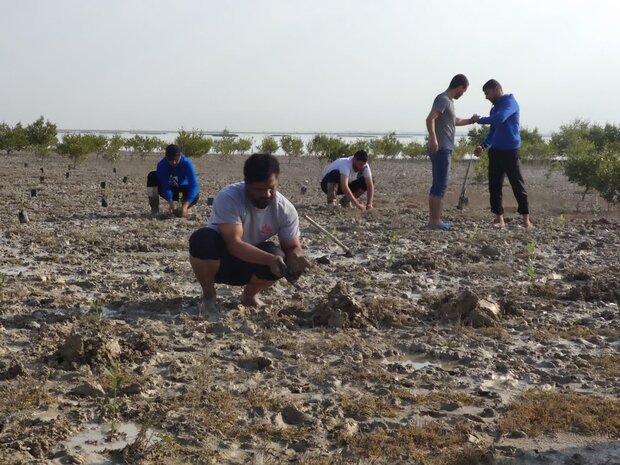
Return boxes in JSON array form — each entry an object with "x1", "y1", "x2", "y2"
[{"x1": 457, "y1": 156, "x2": 474, "y2": 210}]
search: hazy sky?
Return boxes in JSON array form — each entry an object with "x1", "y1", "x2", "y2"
[{"x1": 1, "y1": 0, "x2": 618, "y2": 134}]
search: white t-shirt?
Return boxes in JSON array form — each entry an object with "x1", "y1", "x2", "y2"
[
  {"x1": 320, "y1": 156, "x2": 372, "y2": 182},
  {"x1": 207, "y1": 182, "x2": 300, "y2": 245}
]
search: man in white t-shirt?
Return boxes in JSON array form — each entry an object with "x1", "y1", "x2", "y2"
[
  {"x1": 319, "y1": 150, "x2": 374, "y2": 210},
  {"x1": 189, "y1": 153, "x2": 308, "y2": 311}
]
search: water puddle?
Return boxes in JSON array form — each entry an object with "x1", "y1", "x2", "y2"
[
  {"x1": 63, "y1": 421, "x2": 156, "y2": 462},
  {"x1": 382, "y1": 354, "x2": 456, "y2": 371}
]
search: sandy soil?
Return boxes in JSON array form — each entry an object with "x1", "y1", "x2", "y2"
[{"x1": 0, "y1": 153, "x2": 619, "y2": 465}]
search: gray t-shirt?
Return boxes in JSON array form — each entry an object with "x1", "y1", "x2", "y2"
[
  {"x1": 207, "y1": 182, "x2": 300, "y2": 245},
  {"x1": 431, "y1": 92, "x2": 456, "y2": 150}
]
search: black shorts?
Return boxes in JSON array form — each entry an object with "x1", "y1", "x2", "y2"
[
  {"x1": 147, "y1": 171, "x2": 199, "y2": 205},
  {"x1": 320, "y1": 170, "x2": 368, "y2": 194},
  {"x1": 189, "y1": 227, "x2": 282, "y2": 285}
]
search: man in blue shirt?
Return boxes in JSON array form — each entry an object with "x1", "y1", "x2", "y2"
[
  {"x1": 147, "y1": 144, "x2": 200, "y2": 217},
  {"x1": 473, "y1": 80, "x2": 533, "y2": 229}
]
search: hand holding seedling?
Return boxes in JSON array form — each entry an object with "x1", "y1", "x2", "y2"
[{"x1": 474, "y1": 146, "x2": 483, "y2": 157}]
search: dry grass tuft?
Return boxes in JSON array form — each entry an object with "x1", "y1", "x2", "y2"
[
  {"x1": 338, "y1": 393, "x2": 400, "y2": 419},
  {"x1": 343, "y1": 421, "x2": 489, "y2": 465},
  {"x1": 499, "y1": 389, "x2": 620, "y2": 437},
  {"x1": 0, "y1": 377, "x2": 49, "y2": 416},
  {"x1": 575, "y1": 353, "x2": 620, "y2": 378}
]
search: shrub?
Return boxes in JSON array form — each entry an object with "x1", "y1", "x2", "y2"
[
  {"x1": 56, "y1": 133, "x2": 104, "y2": 165},
  {"x1": 101, "y1": 134, "x2": 125, "y2": 163},
  {"x1": 258, "y1": 136, "x2": 279, "y2": 154},
  {"x1": 370, "y1": 132, "x2": 402, "y2": 159},
  {"x1": 127, "y1": 135, "x2": 161, "y2": 159},
  {"x1": 402, "y1": 140, "x2": 427, "y2": 160},
  {"x1": 307, "y1": 134, "x2": 349, "y2": 162},
  {"x1": 212, "y1": 129, "x2": 237, "y2": 158},
  {"x1": 235, "y1": 137, "x2": 253, "y2": 154},
  {"x1": 175, "y1": 129, "x2": 213, "y2": 158},
  {"x1": 26, "y1": 116, "x2": 57, "y2": 157},
  {"x1": 0, "y1": 122, "x2": 29, "y2": 154},
  {"x1": 280, "y1": 135, "x2": 304, "y2": 159},
  {"x1": 520, "y1": 127, "x2": 554, "y2": 161},
  {"x1": 453, "y1": 136, "x2": 473, "y2": 161}
]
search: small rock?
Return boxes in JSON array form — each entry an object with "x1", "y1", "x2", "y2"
[
  {"x1": 281, "y1": 406, "x2": 314, "y2": 425},
  {"x1": 480, "y1": 244, "x2": 501, "y2": 258},
  {"x1": 506, "y1": 430, "x2": 528, "y2": 439},
  {"x1": 440, "y1": 400, "x2": 461, "y2": 411},
  {"x1": 480, "y1": 407, "x2": 496, "y2": 418},
  {"x1": 70, "y1": 381, "x2": 106, "y2": 398},
  {"x1": 60, "y1": 334, "x2": 84, "y2": 363}
]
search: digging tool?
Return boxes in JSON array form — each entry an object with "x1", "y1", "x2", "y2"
[
  {"x1": 275, "y1": 261, "x2": 304, "y2": 290},
  {"x1": 457, "y1": 156, "x2": 474, "y2": 210},
  {"x1": 302, "y1": 213, "x2": 353, "y2": 257}
]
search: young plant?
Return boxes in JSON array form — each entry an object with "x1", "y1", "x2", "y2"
[
  {"x1": 104, "y1": 361, "x2": 122, "y2": 438},
  {"x1": 90, "y1": 300, "x2": 104, "y2": 334},
  {"x1": 469, "y1": 223, "x2": 479, "y2": 242},
  {"x1": 386, "y1": 231, "x2": 399, "y2": 268},
  {"x1": 258, "y1": 136, "x2": 279, "y2": 154},
  {"x1": 527, "y1": 240, "x2": 536, "y2": 282}
]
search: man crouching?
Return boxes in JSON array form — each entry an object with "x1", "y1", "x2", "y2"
[{"x1": 189, "y1": 153, "x2": 307, "y2": 311}]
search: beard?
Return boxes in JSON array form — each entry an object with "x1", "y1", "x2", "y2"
[{"x1": 252, "y1": 197, "x2": 271, "y2": 209}]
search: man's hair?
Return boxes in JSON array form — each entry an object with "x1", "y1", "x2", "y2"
[
  {"x1": 165, "y1": 144, "x2": 181, "y2": 160},
  {"x1": 449, "y1": 74, "x2": 469, "y2": 89},
  {"x1": 482, "y1": 79, "x2": 502, "y2": 92},
  {"x1": 244, "y1": 153, "x2": 280, "y2": 183},
  {"x1": 353, "y1": 149, "x2": 368, "y2": 162}
]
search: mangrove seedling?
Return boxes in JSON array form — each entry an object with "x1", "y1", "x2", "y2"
[
  {"x1": 104, "y1": 360, "x2": 122, "y2": 438},
  {"x1": 527, "y1": 240, "x2": 536, "y2": 282}
]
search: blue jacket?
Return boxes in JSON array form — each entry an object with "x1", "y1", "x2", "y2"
[
  {"x1": 156, "y1": 155, "x2": 199, "y2": 204},
  {"x1": 477, "y1": 94, "x2": 521, "y2": 150}
]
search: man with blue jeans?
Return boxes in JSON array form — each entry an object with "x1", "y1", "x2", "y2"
[
  {"x1": 472, "y1": 79, "x2": 533, "y2": 229},
  {"x1": 426, "y1": 74, "x2": 476, "y2": 229}
]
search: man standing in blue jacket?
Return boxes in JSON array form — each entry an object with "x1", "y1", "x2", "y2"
[
  {"x1": 147, "y1": 144, "x2": 200, "y2": 217},
  {"x1": 473, "y1": 80, "x2": 533, "y2": 229}
]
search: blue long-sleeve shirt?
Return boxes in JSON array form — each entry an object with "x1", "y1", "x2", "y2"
[
  {"x1": 156, "y1": 155, "x2": 200, "y2": 204},
  {"x1": 477, "y1": 94, "x2": 521, "y2": 150}
]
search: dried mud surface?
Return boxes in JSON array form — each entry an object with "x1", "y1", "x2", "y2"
[{"x1": 1, "y1": 154, "x2": 619, "y2": 465}]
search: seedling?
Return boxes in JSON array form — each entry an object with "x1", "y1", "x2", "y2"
[
  {"x1": 559, "y1": 213, "x2": 566, "y2": 223},
  {"x1": 104, "y1": 361, "x2": 122, "y2": 438},
  {"x1": 527, "y1": 240, "x2": 536, "y2": 282},
  {"x1": 469, "y1": 223, "x2": 479, "y2": 242},
  {"x1": 90, "y1": 300, "x2": 104, "y2": 334},
  {"x1": 386, "y1": 231, "x2": 399, "y2": 268}
]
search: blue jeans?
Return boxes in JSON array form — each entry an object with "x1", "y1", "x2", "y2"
[{"x1": 429, "y1": 149, "x2": 452, "y2": 198}]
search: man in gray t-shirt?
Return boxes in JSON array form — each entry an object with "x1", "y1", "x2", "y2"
[
  {"x1": 189, "y1": 153, "x2": 309, "y2": 311},
  {"x1": 425, "y1": 74, "x2": 476, "y2": 230}
]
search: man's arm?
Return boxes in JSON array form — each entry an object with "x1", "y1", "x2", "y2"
[
  {"x1": 340, "y1": 174, "x2": 364, "y2": 210},
  {"x1": 425, "y1": 110, "x2": 440, "y2": 154},
  {"x1": 455, "y1": 115, "x2": 477, "y2": 126},
  {"x1": 219, "y1": 223, "x2": 283, "y2": 271},
  {"x1": 365, "y1": 175, "x2": 374, "y2": 209},
  {"x1": 476, "y1": 99, "x2": 517, "y2": 126}
]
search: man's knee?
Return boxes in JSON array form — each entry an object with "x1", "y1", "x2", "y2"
[
  {"x1": 147, "y1": 171, "x2": 158, "y2": 187},
  {"x1": 189, "y1": 228, "x2": 223, "y2": 260}
]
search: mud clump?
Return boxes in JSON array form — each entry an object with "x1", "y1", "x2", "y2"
[
  {"x1": 436, "y1": 289, "x2": 501, "y2": 327},
  {"x1": 54, "y1": 330, "x2": 121, "y2": 371},
  {"x1": 311, "y1": 282, "x2": 373, "y2": 328}
]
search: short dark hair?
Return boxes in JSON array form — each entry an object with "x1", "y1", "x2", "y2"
[
  {"x1": 165, "y1": 144, "x2": 181, "y2": 160},
  {"x1": 482, "y1": 79, "x2": 502, "y2": 92},
  {"x1": 244, "y1": 153, "x2": 280, "y2": 184},
  {"x1": 449, "y1": 74, "x2": 469, "y2": 89},
  {"x1": 353, "y1": 149, "x2": 368, "y2": 162}
]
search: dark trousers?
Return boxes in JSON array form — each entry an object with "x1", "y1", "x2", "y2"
[
  {"x1": 147, "y1": 171, "x2": 199, "y2": 206},
  {"x1": 488, "y1": 148, "x2": 529, "y2": 215},
  {"x1": 320, "y1": 170, "x2": 368, "y2": 194}
]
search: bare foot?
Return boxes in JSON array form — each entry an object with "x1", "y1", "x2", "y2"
[
  {"x1": 199, "y1": 297, "x2": 217, "y2": 316},
  {"x1": 522, "y1": 220, "x2": 534, "y2": 229},
  {"x1": 241, "y1": 293, "x2": 267, "y2": 307}
]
